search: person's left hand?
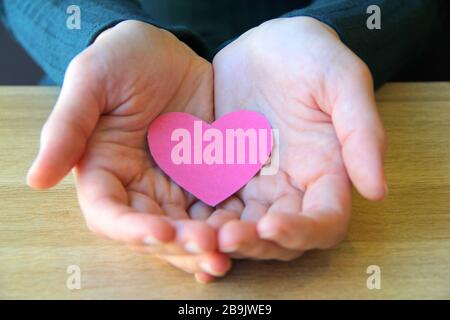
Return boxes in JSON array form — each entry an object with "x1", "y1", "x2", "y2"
[{"x1": 209, "y1": 17, "x2": 388, "y2": 260}]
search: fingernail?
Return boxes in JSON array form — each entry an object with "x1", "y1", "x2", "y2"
[
  {"x1": 221, "y1": 245, "x2": 238, "y2": 253},
  {"x1": 258, "y1": 228, "x2": 277, "y2": 239},
  {"x1": 194, "y1": 273, "x2": 209, "y2": 284},
  {"x1": 143, "y1": 235, "x2": 162, "y2": 245},
  {"x1": 200, "y1": 262, "x2": 222, "y2": 277},
  {"x1": 185, "y1": 241, "x2": 203, "y2": 254}
]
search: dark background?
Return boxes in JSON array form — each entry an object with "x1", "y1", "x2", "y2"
[
  {"x1": 0, "y1": 21, "x2": 448, "y2": 85},
  {"x1": 0, "y1": 23, "x2": 43, "y2": 85}
]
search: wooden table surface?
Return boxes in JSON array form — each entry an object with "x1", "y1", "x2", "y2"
[{"x1": 1, "y1": 83, "x2": 450, "y2": 299}]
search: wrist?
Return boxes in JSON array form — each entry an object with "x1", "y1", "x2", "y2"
[
  {"x1": 94, "y1": 19, "x2": 167, "y2": 44},
  {"x1": 257, "y1": 16, "x2": 340, "y2": 40}
]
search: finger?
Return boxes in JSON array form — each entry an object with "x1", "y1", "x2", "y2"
[
  {"x1": 158, "y1": 252, "x2": 232, "y2": 277},
  {"x1": 206, "y1": 196, "x2": 243, "y2": 228},
  {"x1": 130, "y1": 221, "x2": 218, "y2": 256},
  {"x1": 75, "y1": 167, "x2": 175, "y2": 245},
  {"x1": 172, "y1": 220, "x2": 218, "y2": 254},
  {"x1": 129, "y1": 243, "x2": 195, "y2": 255},
  {"x1": 195, "y1": 272, "x2": 216, "y2": 284},
  {"x1": 162, "y1": 203, "x2": 190, "y2": 219},
  {"x1": 207, "y1": 209, "x2": 241, "y2": 229},
  {"x1": 27, "y1": 55, "x2": 104, "y2": 189},
  {"x1": 217, "y1": 196, "x2": 244, "y2": 213},
  {"x1": 257, "y1": 174, "x2": 351, "y2": 250},
  {"x1": 219, "y1": 220, "x2": 303, "y2": 261},
  {"x1": 331, "y1": 68, "x2": 388, "y2": 200},
  {"x1": 266, "y1": 194, "x2": 302, "y2": 215},
  {"x1": 188, "y1": 201, "x2": 214, "y2": 220},
  {"x1": 240, "y1": 199, "x2": 268, "y2": 222},
  {"x1": 128, "y1": 191, "x2": 164, "y2": 216}
]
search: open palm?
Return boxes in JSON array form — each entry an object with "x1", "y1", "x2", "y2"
[
  {"x1": 211, "y1": 17, "x2": 387, "y2": 260},
  {"x1": 27, "y1": 21, "x2": 230, "y2": 281}
]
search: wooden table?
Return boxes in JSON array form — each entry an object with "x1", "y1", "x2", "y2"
[{"x1": 1, "y1": 83, "x2": 450, "y2": 299}]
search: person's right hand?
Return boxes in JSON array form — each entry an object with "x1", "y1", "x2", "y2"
[{"x1": 26, "y1": 20, "x2": 230, "y2": 283}]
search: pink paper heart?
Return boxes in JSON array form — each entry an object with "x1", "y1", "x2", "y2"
[{"x1": 147, "y1": 110, "x2": 273, "y2": 206}]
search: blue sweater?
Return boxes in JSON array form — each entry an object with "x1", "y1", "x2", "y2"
[{"x1": 0, "y1": 0, "x2": 448, "y2": 87}]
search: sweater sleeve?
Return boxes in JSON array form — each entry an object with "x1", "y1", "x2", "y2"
[
  {"x1": 0, "y1": 0, "x2": 207, "y2": 85},
  {"x1": 281, "y1": 0, "x2": 445, "y2": 88}
]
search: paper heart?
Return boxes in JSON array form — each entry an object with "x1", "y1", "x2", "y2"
[{"x1": 147, "y1": 110, "x2": 273, "y2": 206}]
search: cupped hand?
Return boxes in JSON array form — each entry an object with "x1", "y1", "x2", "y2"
[
  {"x1": 211, "y1": 17, "x2": 387, "y2": 260},
  {"x1": 27, "y1": 20, "x2": 230, "y2": 282}
]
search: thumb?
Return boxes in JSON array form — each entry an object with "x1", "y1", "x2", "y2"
[
  {"x1": 331, "y1": 65, "x2": 388, "y2": 200},
  {"x1": 27, "y1": 56, "x2": 104, "y2": 189}
]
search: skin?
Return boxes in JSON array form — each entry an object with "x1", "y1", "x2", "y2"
[
  {"x1": 26, "y1": 20, "x2": 229, "y2": 282},
  {"x1": 27, "y1": 17, "x2": 387, "y2": 283},
  {"x1": 211, "y1": 17, "x2": 387, "y2": 261}
]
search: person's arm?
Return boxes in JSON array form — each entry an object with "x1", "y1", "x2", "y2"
[
  {"x1": 0, "y1": 0, "x2": 207, "y2": 84},
  {"x1": 281, "y1": 0, "x2": 444, "y2": 88}
]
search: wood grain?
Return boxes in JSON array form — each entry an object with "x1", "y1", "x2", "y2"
[{"x1": 0, "y1": 84, "x2": 449, "y2": 299}]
